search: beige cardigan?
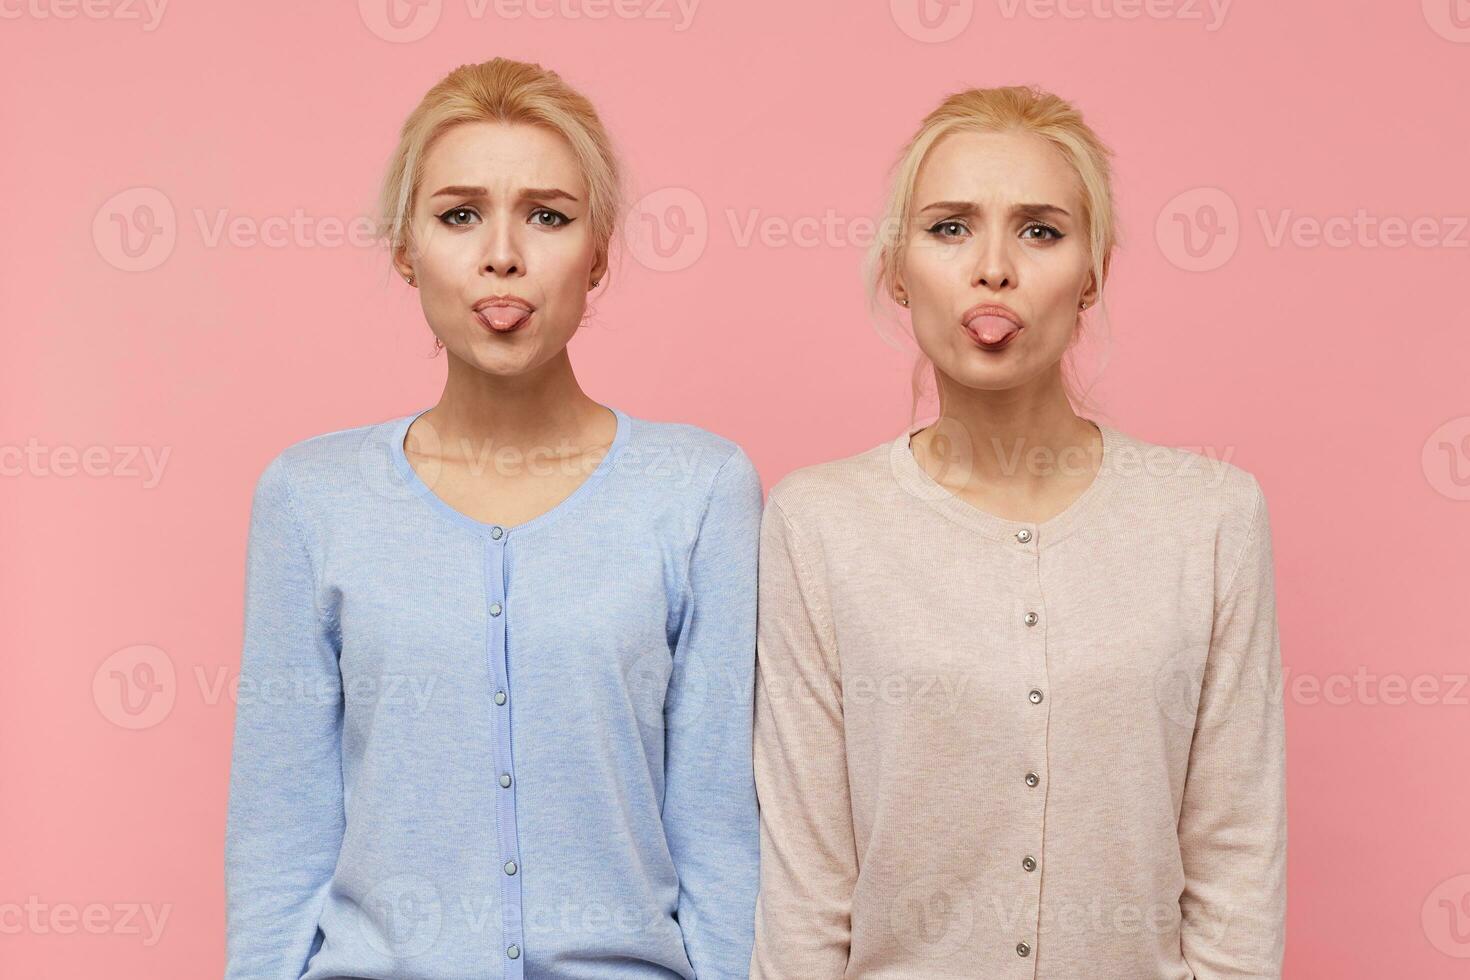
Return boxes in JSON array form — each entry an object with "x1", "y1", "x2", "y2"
[{"x1": 749, "y1": 420, "x2": 1286, "y2": 979}]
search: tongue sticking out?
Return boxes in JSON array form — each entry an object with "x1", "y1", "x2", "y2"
[
  {"x1": 969, "y1": 314, "x2": 1021, "y2": 346},
  {"x1": 479, "y1": 305, "x2": 532, "y2": 331}
]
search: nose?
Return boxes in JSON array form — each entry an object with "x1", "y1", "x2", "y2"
[
  {"x1": 971, "y1": 229, "x2": 1016, "y2": 291},
  {"x1": 480, "y1": 215, "x2": 524, "y2": 279}
]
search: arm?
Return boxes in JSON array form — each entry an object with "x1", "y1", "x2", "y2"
[
  {"x1": 749, "y1": 494, "x2": 856, "y2": 980},
  {"x1": 225, "y1": 456, "x2": 345, "y2": 979},
  {"x1": 663, "y1": 447, "x2": 764, "y2": 979},
  {"x1": 1178, "y1": 481, "x2": 1288, "y2": 978}
]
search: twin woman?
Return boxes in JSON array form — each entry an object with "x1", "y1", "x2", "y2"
[{"x1": 224, "y1": 57, "x2": 1286, "y2": 980}]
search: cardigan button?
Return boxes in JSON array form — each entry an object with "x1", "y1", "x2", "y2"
[
  {"x1": 1017, "y1": 941, "x2": 1031, "y2": 957},
  {"x1": 504, "y1": 860, "x2": 518, "y2": 875},
  {"x1": 491, "y1": 526, "x2": 504, "y2": 540},
  {"x1": 490, "y1": 602, "x2": 503, "y2": 617},
  {"x1": 1025, "y1": 771, "x2": 1040, "y2": 788},
  {"x1": 1023, "y1": 611, "x2": 1039, "y2": 627},
  {"x1": 1015, "y1": 528, "x2": 1032, "y2": 543},
  {"x1": 1029, "y1": 689, "x2": 1044, "y2": 704},
  {"x1": 506, "y1": 944, "x2": 520, "y2": 959},
  {"x1": 495, "y1": 690, "x2": 507, "y2": 705},
  {"x1": 500, "y1": 773, "x2": 512, "y2": 788},
  {"x1": 1022, "y1": 855, "x2": 1037, "y2": 872}
]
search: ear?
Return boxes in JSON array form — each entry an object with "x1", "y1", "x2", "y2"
[
  {"x1": 391, "y1": 242, "x2": 415, "y2": 283},
  {"x1": 1080, "y1": 254, "x2": 1109, "y2": 308}
]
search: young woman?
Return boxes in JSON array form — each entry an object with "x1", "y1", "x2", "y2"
[
  {"x1": 225, "y1": 58, "x2": 762, "y2": 979},
  {"x1": 750, "y1": 86, "x2": 1286, "y2": 979}
]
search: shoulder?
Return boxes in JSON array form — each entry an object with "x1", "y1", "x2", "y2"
[
  {"x1": 249, "y1": 413, "x2": 407, "y2": 520},
  {"x1": 765, "y1": 437, "x2": 895, "y2": 528},
  {"x1": 1105, "y1": 422, "x2": 1264, "y2": 518},
  {"x1": 617, "y1": 412, "x2": 761, "y2": 497},
  {"x1": 1103, "y1": 423, "x2": 1270, "y2": 584}
]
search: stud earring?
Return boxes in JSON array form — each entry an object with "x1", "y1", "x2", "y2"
[
  {"x1": 591, "y1": 279, "x2": 600, "y2": 287},
  {"x1": 898, "y1": 296, "x2": 909, "y2": 307},
  {"x1": 405, "y1": 274, "x2": 416, "y2": 287}
]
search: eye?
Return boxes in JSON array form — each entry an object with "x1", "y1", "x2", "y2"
[
  {"x1": 438, "y1": 206, "x2": 480, "y2": 226},
  {"x1": 529, "y1": 207, "x2": 572, "y2": 228},
  {"x1": 1021, "y1": 222, "x2": 1063, "y2": 241},
  {"x1": 926, "y1": 219, "x2": 970, "y2": 240}
]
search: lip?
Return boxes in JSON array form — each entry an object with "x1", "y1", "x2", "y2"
[
  {"x1": 473, "y1": 294, "x2": 536, "y2": 333},
  {"x1": 960, "y1": 302, "x2": 1025, "y2": 351},
  {"x1": 961, "y1": 302, "x2": 1024, "y2": 329}
]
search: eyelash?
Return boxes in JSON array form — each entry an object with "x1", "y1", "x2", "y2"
[
  {"x1": 436, "y1": 206, "x2": 574, "y2": 228},
  {"x1": 926, "y1": 219, "x2": 1063, "y2": 242}
]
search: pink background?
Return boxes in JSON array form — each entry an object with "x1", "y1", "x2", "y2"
[{"x1": 3, "y1": 0, "x2": 1468, "y2": 975}]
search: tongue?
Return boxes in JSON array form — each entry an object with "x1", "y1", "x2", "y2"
[
  {"x1": 481, "y1": 305, "x2": 531, "y2": 330},
  {"x1": 970, "y1": 314, "x2": 1020, "y2": 345}
]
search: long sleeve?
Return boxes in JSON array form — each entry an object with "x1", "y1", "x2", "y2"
[
  {"x1": 225, "y1": 456, "x2": 345, "y2": 979},
  {"x1": 1178, "y1": 481, "x2": 1288, "y2": 978},
  {"x1": 749, "y1": 493, "x2": 857, "y2": 980},
  {"x1": 663, "y1": 448, "x2": 764, "y2": 979}
]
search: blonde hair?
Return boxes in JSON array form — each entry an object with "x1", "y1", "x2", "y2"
[
  {"x1": 377, "y1": 58, "x2": 624, "y2": 284},
  {"x1": 865, "y1": 85, "x2": 1118, "y2": 421}
]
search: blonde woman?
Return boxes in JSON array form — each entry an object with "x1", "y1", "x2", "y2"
[
  {"x1": 225, "y1": 59, "x2": 762, "y2": 979},
  {"x1": 750, "y1": 86, "x2": 1286, "y2": 979}
]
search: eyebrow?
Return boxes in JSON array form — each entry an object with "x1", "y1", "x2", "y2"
[
  {"x1": 428, "y1": 185, "x2": 580, "y2": 203},
  {"x1": 919, "y1": 201, "x2": 1071, "y2": 220}
]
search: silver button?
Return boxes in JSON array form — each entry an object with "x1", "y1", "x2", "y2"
[
  {"x1": 504, "y1": 860, "x2": 518, "y2": 875},
  {"x1": 1029, "y1": 689, "x2": 1044, "y2": 704},
  {"x1": 1022, "y1": 855, "x2": 1037, "y2": 872},
  {"x1": 506, "y1": 944, "x2": 520, "y2": 959},
  {"x1": 500, "y1": 773, "x2": 512, "y2": 788},
  {"x1": 1025, "y1": 771, "x2": 1040, "y2": 787},
  {"x1": 1017, "y1": 941, "x2": 1031, "y2": 957},
  {"x1": 1016, "y1": 528, "x2": 1032, "y2": 543},
  {"x1": 495, "y1": 690, "x2": 507, "y2": 705},
  {"x1": 491, "y1": 526, "x2": 504, "y2": 540},
  {"x1": 1024, "y1": 611, "x2": 1039, "y2": 627},
  {"x1": 490, "y1": 602, "x2": 503, "y2": 617}
]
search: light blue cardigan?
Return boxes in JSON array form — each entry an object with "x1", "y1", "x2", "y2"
[{"x1": 225, "y1": 406, "x2": 762, "y2": 979}]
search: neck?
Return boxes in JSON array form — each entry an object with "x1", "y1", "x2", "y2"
[
  {"x1": 424, "y1": 349, "x2": 609, "y2": 457},
  {"x1": 916, "y1": 368, "x2": 1100, "y2": 492}
]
